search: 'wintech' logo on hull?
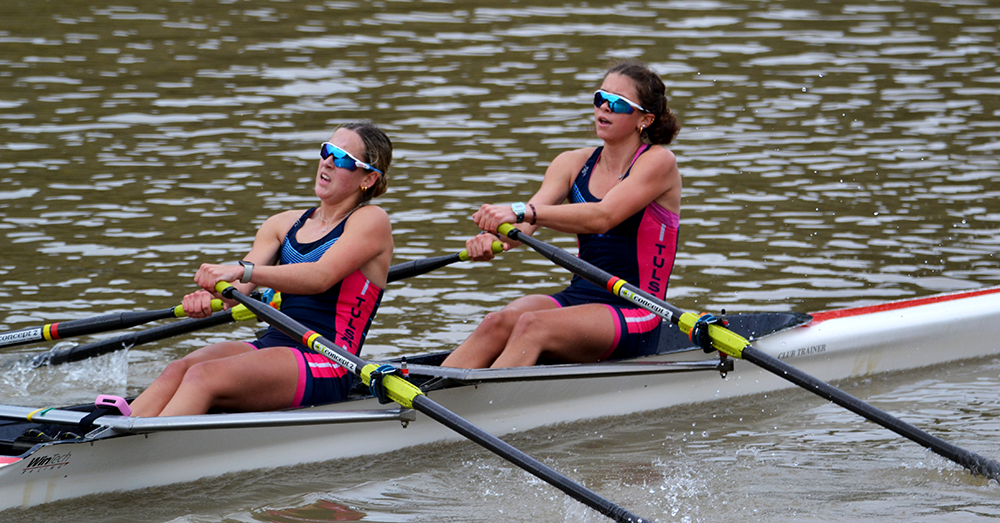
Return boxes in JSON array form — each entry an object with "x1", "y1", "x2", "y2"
[{"x1": 21, "y1": 452, "x2": 71, "y2": 474}]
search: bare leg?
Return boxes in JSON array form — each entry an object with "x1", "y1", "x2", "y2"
[
  {"x1": 491, "y1": 304, "x2": 617, "y2": 368},
  {"x1": 441, "y1": 294, "x2": 559, "y2": 368},
  {"x1": 129, "y1": 341, "x2": 252, "y2": 417},
  {"x1": 157, "y1": 346, "x2": 299, "y2": 416}
]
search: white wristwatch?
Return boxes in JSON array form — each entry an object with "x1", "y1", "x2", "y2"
[
  {"x1": 511, "y1": 202, "x2": 527, "y2": 224},
  {"x1": 238, "y1": 260, "x2": 254, "y2": 283}
]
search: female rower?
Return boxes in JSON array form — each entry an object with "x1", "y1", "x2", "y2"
[
  {"x1": 442, "y1": 60, "x2": 681, "y2": 369},
  {"x1": 129, "y1": 121, "x2": 393, "y2": 416}
]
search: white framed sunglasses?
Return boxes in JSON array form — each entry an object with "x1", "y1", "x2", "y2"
[
  {"x1": 319, "y1": 142, "x2": 383, "y2": 175},
  {"x1": 593, "y1": 89, "x2": 647, "y2": 114}
]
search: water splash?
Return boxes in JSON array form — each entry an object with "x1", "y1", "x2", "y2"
[{"x1": 0, "y1": 343, "x2": 129, "y2": 407}]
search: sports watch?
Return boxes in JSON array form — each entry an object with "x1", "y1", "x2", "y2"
[
  {"x1": 511, "y1": 202, "x2": 527, "y2": 223},
  {"x1": 238, "y1": 260, "x2": 254, "y2": 283}
]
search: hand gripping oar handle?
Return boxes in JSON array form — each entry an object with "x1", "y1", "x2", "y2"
[
  {"x1": 215, "y1": 281, "x2": 646, "y2": 523},
  {"x1": 386, "y1": 242, "x2": 502, "y2": 283},
  {"x1": 497, "y1": 223, "x2": 1000, "y2": 481},
  {"x1": 0, "y1": 300, "x2": 224, "y2": 350}
]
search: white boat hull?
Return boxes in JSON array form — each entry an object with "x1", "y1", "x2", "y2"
[{"x1": 2, "y1": 286, "x2": 999, "y2": 511}]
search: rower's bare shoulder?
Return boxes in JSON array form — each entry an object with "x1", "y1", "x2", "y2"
[
  {"x1": 643, "y1": 145, "x2": 677, "y2": 167},
  {"x1": 549, "y1": 147, "x2": 596, "y2": 170},
  {"x1": 346, "y1": 205, "x2": 391, "y2": 235},
  {"x1": 351, "y1": 205, "x2": 390, "y2": 224},
  {"x1": 544, "y1": 147, "x2": 596, "y2": 185},
  {"x1": 257, "y1": 209, "x2": 306, "y2": 238}
]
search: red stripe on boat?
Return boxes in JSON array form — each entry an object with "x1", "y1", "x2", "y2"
[{"x1": 809, "y1": 286, "x2": 1000, "y2": 324}]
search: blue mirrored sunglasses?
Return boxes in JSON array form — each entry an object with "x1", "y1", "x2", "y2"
[
  {"x1": 593, "y1": 89, "x2": 647, "y2": 114},
  {"x1": 319, "y1": 142, "x2": 383, "y2": 175}
]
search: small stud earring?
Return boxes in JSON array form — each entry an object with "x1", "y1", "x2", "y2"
[{"x1": 361, "y1": 185, "x2": 368, "y2": 193}]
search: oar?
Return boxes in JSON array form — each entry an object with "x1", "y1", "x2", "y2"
[
  {"x1": 11, "y1": 246, "x2": 502, "y2": 369},
  {"x1": 1, "y1": 245, "x2": 497, "y2": 352},
  {"x1": 216, "y1": 281, "x2": 646, "y2": 523},
  {"x1": 497, "y1": 223, "x2": 1000, "y2": 481},
  {"x1": 387, "y1": 241, "x2": 502, "y2": 282},
  {"x1": 0, "y1": 300, "x2": 224, "y2": 350},
  {"x1": 10, "y1": 305, "x2": 258, "y2": 369}
]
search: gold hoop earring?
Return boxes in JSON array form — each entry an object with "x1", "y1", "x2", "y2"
[{"x1": 361, "y1": 185, "x2": 368, "y2": 193}]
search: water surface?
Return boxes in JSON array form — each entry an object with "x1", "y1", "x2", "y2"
[{"x1": 2, "y1": 0, "x2": 999, "y2": 520}]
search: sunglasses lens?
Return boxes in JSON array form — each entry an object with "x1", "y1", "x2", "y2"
[
  {"x1": 593, "y1": 91, "x2": 605, "y2": 108},
  {"x1": 333, "y1": 158, "x2": 358, "y2": 171},
  {"x1": 320, "y1": 143, "x2": 339, "y2": 160},
  {"x1": 320, "y1": 144, "x2": 359, "y2": 171},
  {"x1": 593, "y1": 91, "x2": 634, "y2": 114},
  {"x1": 612, "y1": 99, "x2": 633, "y2": 114}
]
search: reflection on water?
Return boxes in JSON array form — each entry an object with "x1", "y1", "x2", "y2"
[{"x1": 2, "y1": 0, "x2": 1000, "y2": 521}]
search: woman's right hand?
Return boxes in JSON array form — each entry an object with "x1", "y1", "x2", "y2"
[
  {"x1": 182, "y1": 289, "x2": 221, "y2": 319},
  {"x1": 465, "y1": 233, "x2": 508, "y2": 261}
]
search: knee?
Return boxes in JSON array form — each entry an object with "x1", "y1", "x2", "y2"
[
  {"x1": 509, "y1": 312, "x2": 549, "y2": 344},
  {"x1": 176, "y1": 361, "x2": 217, "y2": 393},
  {"x1": 477, "y1": 308, "x2": 520, "y2": 336},
  {"x1": 158, "y1": 358, "x2": 191, "y2": 381}
]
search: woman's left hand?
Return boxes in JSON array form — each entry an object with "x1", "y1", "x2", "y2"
[
  {"x1": 472, "y1": 203, "x2": 517, "y2": 233},
  {"x1": 193, "y1": 263, "x2": 243, "y2": 293}
]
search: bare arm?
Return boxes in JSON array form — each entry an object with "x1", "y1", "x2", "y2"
[
  {"x1": 192, "y1": 206, "x2": 393, "y2": 297},
  {"x1": 464, "y1": 148, "x2": 590, "y2": 260},
  {"x1": 477, "y1": 147, "x2": 680, "y2": 236},
  {"x1": 182, "y1": 210, "x2": 295, "y2": 317}
]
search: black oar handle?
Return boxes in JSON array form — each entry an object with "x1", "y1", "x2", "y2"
[
  {"x1": 387, "y1": 242, "x2": 502, "y2": 283},
  {"x1": 216, "y1": 282, "x2": 647, "y2": 523},
  {"x1": 499, "y1": 223, "x2": 1000, "y2": 482}
]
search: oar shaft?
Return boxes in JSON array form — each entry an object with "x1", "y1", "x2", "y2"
[
  {"x1": 0, "y1": 308, "x2": 175, "y2": 349},
  {"x1": 2, "y1": 244, "x2": 494, "y2": 352},
  {"x1": 8, "y1": 250, "x2": 490, "y2": 367},
  {"x1": 386, "y1": 242, "x2": 501, "y2": 283},
  {"x1": 497, "y1": 224, "x2": 681, "y2": 321},
  {"x1": 499, "y1": 223, "x2": 1000, "y2": 481},
  {"x1": 741, "y1": 346, "x2": 1000, "y2": 479},
  {"x1": 218, "y1": 282, "x2": 646, "y2": 523},
  {"x1": 42, "y1": 310, "x2": 239, "y2": 367},
  {"x1": 0, "y1": 301, "x2": 224, "y2": 350},
  {"x1": 388, "y1": 253, "x2": 460, "y2": 283},
  {"x1": 412, "y1": 395, "x2": 643, "y2": 522}
]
